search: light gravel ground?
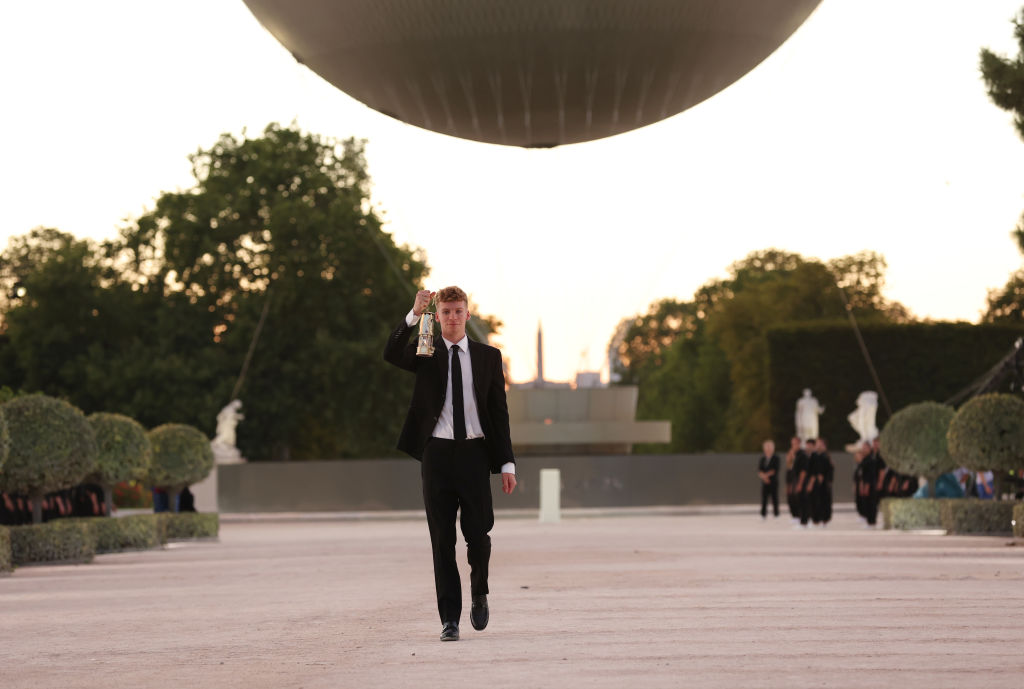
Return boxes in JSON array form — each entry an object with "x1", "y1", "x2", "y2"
[{"x1": 2, "y1": 508, "x2": 1022, "y2": 689}]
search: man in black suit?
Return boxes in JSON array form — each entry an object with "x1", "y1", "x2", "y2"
[{"x1": 384, "y1": 286, "x2": 517, "y2": 642}]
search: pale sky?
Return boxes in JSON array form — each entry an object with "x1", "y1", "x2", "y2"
[{"x1": 3, "y1": 1, "x2": 1024, "y2": 384}]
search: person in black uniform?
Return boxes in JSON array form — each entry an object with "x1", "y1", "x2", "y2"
[
  {"x1": 815, "y1": 438, "x2": 834, "y2": 525},
  {"x1": 852, "y1": 442, "x2": 869, "y2": 523},
  {"x1": 757, "y1": 439, "x2": 780, "y2": 519},
  {"x1": 860, "y1": 439, "x2": 884, "y2": 527},
  {"x1": 806, "y1": 438, "x2": 824, "y2": 525},
  {"x1": 785, "y1": 437, "x2": 800, "y2": 520},
  {"x1": 793, "y1": 438, "x2": 812, "y2": 528}
]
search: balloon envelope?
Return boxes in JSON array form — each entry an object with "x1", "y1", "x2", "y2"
[{"x1": 243, "y1": 0, "x2": 822, "y2": 147}]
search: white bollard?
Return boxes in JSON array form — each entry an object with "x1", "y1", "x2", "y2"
[{"x1": 539, "y1": 468, "x2": 561, "y2": 523}]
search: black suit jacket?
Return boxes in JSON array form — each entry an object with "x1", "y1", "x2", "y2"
[
  {"x1": 383, "y1": 318, "x2": 515, "y2": 474},
  {"x1": 758, "y1": 454, "x2": 779, "y2": 485}
]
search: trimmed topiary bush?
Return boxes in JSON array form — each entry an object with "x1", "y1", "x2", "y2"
[
  {"x1": 1014, "y1": 503, "x2": 1024, "y2": 539},
  {"x1": 879, "y1": 402, "x2": 956, "y2": 497},
  {"x1": 882, "y1": 498, "x2": 946, "y2": 530},
  {"x1": 0, "y1": 526, "x2": 11, "y2": 574},
  {"x1": 157, "y1": 512, "x2": 219, "y2": 543},
  {"x1": 87, "y1": 413, "x2": 152, "y2": 515},
  {"x1": 940, "y1": 499, "x2": 1016, "y2": 535},
  {"x1": 0, "y1": 395, "x2": 98, "y2": 523},
  {"x1": 948, "y1": 393, "x2": 1024, "y2": 478},
  {"x1": 86, "y1": 515, "x2": 161, "y2": 554},
  {"x1": 9, "y1": 519, "x2": 96, "y2": 565},
  {"x1": 147, "y1": 424, "x2": 214, "y2": 511}
]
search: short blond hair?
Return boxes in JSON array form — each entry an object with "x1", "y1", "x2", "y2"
[{"x1": 436, "y1": 285, "x2": 468, "y2": 306}]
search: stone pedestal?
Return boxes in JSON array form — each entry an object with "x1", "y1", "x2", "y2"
[
  {"x1": 190, "y1": 442, "x2": 246, "y2": 513},
  {"x1": 539, "y1": 468, "x2": 561, "y2": 523}
]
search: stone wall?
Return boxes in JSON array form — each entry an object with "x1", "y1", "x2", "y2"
[{"x1": 218, "y1": 453, "x2": 855, "y2": 512}]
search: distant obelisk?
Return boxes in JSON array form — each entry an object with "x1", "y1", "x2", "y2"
[{"x1": 536, "y1": 321, "x2": 545, "y2": 387}]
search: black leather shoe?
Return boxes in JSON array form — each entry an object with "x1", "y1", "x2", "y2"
[
  {"x1": 470, "y1": 595, "x2": 488, "y2": 631},
  {"x1": 440, "y1": 621, "x2": 459, "y2": 641}
]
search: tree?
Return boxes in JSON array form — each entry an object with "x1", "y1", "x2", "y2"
[
  {"x1": 981, "y1": 12, "x2": 1024, "y2": 322},
  {"x1": 88, "y1": 412, "x2": 152, "y2": 515},
  {"x1": 0, "y1": 394, "x2": 98, "y2": 523},
  {"x1": 107, "y1": 123, "x2": 430, "y2": 461},
  {"x1": 878, "y1": 402, "x2": 956, "y2": 497},
  {"x1": 0, "y1": 229, "x2": 111, "y2": 401},
  {"x1": 615, "y1": 249, "x2": 905, "y2": 451},
  {"x1": 984, "y1": 267, "x2": 1024, "y2": 323},
  {"x1": 614, "y1": 299, "x2": 699, "y2": 383},
  {"x1": 0, "y1": 228, "x2": 230, "y2": 433},
  {"x1": 0, "y1": 123, "x2": 439, "y2": 461},
  {"x1": 947, "y1": 393, "x2": 1024, "y2": 496},
  {"x1": 147, "y1": 424, "x2": 215, "y2": 511},
  {"x1": 980, "y1": 10, "x2": 1024, "y2": 140}
]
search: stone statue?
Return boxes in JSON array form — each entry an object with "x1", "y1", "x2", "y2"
[
  {"x1": 846, "y1": 391, "x2": 879, "y2": 451},
  {"x1": 795, "y1": 388, "x2": 824, "y2": 442},
  {"x1": 211, "y1": 399, "x2": 245, "y2": 463}
]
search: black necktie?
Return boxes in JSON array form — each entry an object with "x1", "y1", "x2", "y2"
[{"x1": 451, "y1": 345, "x2": 466, "y2": 440}]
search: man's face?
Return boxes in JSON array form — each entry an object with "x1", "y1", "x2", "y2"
[
  {"x1": 438, "y1": 300, "x2": 470, "y2": 342},
  {"x1": 763, "y1": 441, "x2": 775, "y2": 456}
]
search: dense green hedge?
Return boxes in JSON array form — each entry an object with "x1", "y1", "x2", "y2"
[
  {"x1": 884, "y1": 498, "x2": 1019, "y2": 534},
  {"x1": 157, "y1": 512, "x2": 219, "y2": 543},
  {"x1": 768, "y1": 322, "x2": 1024, "y2": 444},
  {"x1": 882, "y1": 498, "x2": 946, "y2": 530},
  {"x1": 0, "y1": 404, "x2": 9, "y2": 474},
  {"x1": 940, "y1": 499, "x2": 1016, "y2": 535},
  {"x1": 9, "y1": 519, "x2": 95, "y2": 565},
  {"x1": 86, "y1": 515, "x2": 160, "y2": 554},
  {"x1": 0, "y1": 526, "x2": 11, "y2": 573},
  {"x1": 2, "y1": 513, "x2": 221, "y2": 568},
  {"x1": 1014, "y1": 504, "x2": 1024, "y2": 539}
]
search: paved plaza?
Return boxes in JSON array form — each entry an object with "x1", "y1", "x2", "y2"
[{"x1": 2, "y1": 507, "x2": 1023, "y2": 688}]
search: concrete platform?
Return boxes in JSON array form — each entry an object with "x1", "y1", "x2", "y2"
[{"x1": 2, "y1": 509, "x2": 1022, "y2": 688}]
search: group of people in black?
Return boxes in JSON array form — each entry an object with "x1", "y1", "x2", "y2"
[
  {"x1": 853, "y1": 438, "x2": 917, "y2": 527},
  {"x1": 758, "y1": 436, "x2": 918, "y2": 528},
  {"x1": 784, "y1": 437, "x2": 835, "y2": 527},
  {"x1": 757, "y1": 437, "x2": 835, "y2": 526},
  {"x1": 0, "y1": 484, "x2": 107, "y2": 525}
]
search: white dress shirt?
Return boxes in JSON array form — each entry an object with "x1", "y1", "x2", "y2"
[{"x1": 406, "y1": 309, "x2": 515, "y2": 475}]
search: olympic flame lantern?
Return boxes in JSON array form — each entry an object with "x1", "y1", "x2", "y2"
[{"x1": 416, "y1": 303, "x2": 436, "y2": 357}]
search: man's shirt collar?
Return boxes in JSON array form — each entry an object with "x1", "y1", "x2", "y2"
[{"x1": 442, "y1": 334, "x2": 470, "y2": 351}]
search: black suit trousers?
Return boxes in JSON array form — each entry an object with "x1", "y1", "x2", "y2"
[
  {"x1": 421, "y1": 438, "x2": 494, "y2": 624},
  {"x1": 760, "y1": 480, "x2": 779, "y2": 517}
]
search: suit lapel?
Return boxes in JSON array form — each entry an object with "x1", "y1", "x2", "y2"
[
  {"x1": 434, "y1": 335, "x2": 448, "y2": 391},
  {"x1": 469, "y1": 339, "x2": 486, "y2": 406}
]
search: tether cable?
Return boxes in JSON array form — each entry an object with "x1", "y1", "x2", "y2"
[
  {"x1": 229, "y1": 285, "x2": 273, "y2": 401},
  {"x1": 837, "y1": 285, "x2": 893, "y2": 420}
]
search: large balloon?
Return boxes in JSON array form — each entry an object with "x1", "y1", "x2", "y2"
[{"x1": 243, "y1": 0, "x2": 821, "y2": 148}]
